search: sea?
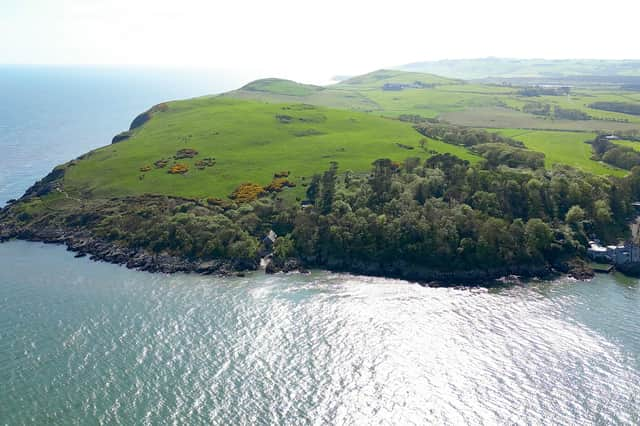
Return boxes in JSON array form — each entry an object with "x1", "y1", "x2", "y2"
[{"x1": 0, "y1": 66, "x2": 639, "y2": 425}]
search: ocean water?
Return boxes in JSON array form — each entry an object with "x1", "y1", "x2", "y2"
[{"x1": 1, "y1": 68, "x2": 640, "y2": 425}]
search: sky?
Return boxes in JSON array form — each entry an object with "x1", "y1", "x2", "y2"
[{"x1": 2, "y1": 0, "x2": 640, "y2": 83}]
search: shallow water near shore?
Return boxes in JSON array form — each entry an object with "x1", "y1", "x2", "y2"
[{"x1": 1, "y1": 240, "x2": 639, "y2": 424}]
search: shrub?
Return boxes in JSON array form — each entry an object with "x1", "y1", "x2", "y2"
[
  {"x1": 265, "y1": 178, "x2": 296, "y2": 192},
  {"x1": 195, "y1": 158, "x2": 216, "y2": 169},
  {"x1": 168, "y1": 163, "x2": 189, "y2": 174},
  {"x1": 207, "y1": 197, "x2": 234, "y2": 210},
  {"x1": 230, "y1": 183, "x2": 265, "y2": 202},
  {"x1": 174, "y1": 148, "x2": 199, "y2": 159}
]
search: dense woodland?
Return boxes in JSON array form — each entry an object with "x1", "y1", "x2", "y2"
[{"x1": 283, "y1": 155, "x2": 637, "y2": 272}]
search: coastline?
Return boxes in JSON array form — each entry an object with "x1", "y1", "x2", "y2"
[{"x1": 0, "y1": 225, "x2": 591, "y2": 286}]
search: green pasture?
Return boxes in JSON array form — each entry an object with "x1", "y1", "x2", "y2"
[
  {"x1": 496, "y1": 129, "x2": 626, "y2": 176},
  {"x1": 63, "y1": 98, "x2": 476, "y2": 200}
]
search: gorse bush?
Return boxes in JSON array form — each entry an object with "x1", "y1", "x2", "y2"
[
  {"x1": 230, "y1": 183, "x2": 265, "y2": 202},
  {"x1": 168, "y1": 163, "x2": 189, "y2": 174}
]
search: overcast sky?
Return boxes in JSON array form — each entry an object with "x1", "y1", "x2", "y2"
[{"x1": 2, "y1": 0, "x2": 639, "y2": 83}]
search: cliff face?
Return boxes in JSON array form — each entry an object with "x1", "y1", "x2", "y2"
[
  {"x1": 110, "y1": 102, "x2": 170, "y2": 144},
  {"x1": 129, "y1": 102, "x2": 169, "y2": 130}
]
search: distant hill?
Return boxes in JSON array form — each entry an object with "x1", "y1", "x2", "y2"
[{"x1": 399, "y1": 58, "x2": 640, "y2": 80}]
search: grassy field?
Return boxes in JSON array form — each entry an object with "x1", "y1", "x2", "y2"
[
  {"x1": 496, "y1": 129, "x2": 626, "y2": 177},
  {"x1": 441, "y1": 107, "x2": 640, "y2": 132},
  {"x1": 614, "y1": 139, "x2": 640, "y2": 151},
  {"x1": 62, "y1": 98, "x2": 476, "y2": 200},
  {"x1": 225, "y1": 70, "x2": 640, "y2": 133}
]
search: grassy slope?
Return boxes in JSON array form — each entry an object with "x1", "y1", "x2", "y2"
[
  {"x1": 62, "y1": 98, "x2": 475, "y2": 200},
  {"x1": 440, "y1": 107, "x2": 640, "y2": 133},
  {"x1": 21, "y1": 69, "x2": 640, "y2": 206},
  {"x1": 223, "y1": 70, "x2": 640, "y2": 177}
]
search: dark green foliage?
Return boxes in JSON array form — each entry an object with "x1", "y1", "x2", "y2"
[
  {"x1": 589, "y1": 102, "x2": 640, "y2": 116},
  {"x1": 590, "y1": 135, "x2": 640, "y2": 170},
  {"x1": 369, "y1": 159, "x2": 395, "y2": 205},
  {"x1": 284, "y1": 156, "x2": 636, "y2": 272},
  {"x1": 414, "y1": 123, "x2": 525, "y2": 148},
  {"x1": 95, "y1": 203, "x2": 258, "y2": 262},
  {"x1": 397, "y1": 114, "x2": 439, "y2": 124},
  {"x1": 522, "y1": 102, "x2": 551, "y2": 116},
  {"x1": 273, "y1": 236, "x2": 295, "y2": 261},
  {"x1": 554, "y1": 107, "x2": 591, "y2": 121},
  {"x1": 518, "y1": 86, "x2": 570, "y2": 97},
  {"x1": 602, "y1": 148, "x2": 640, "y2": 170},
  {"x1": 403, "y1": 157, "x2": 421, "y2": 173},
  {"x1": 306, "y1": 174, "x2": 321, "y2": 203},
  {"x1": 472, "y1": 143, "x2": 545, "y2": 169},
  {"x1": 318, "y1": 162, "x2": 339, "y2": 214}
]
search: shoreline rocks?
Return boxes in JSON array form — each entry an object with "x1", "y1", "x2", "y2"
[
  {"x1": 1, "y1": 226, "x2": 256, "y2": 276},
  {"x1": 0, "y1": 223, "x2": 594, "y2": 286}
]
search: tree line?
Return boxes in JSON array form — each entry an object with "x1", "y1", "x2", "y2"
[{"x1": 590, "y1": 135, "x2": 640, "y2": 170}]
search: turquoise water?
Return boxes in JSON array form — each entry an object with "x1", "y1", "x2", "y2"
[
  {"x1": 1, "y1": 67, "x2": 640, "y2": 424},
  {"x1": 1, "y1": 241, "x2": 639, "y2": 424}
]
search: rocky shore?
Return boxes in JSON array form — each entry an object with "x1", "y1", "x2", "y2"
[
  {"x1": 1, "y1": 220, "x2": 593, "y2": 286},
  {"x1": 301, "y1": 256, "x2": 592, "y2": 287},
  {"x1": 0, "y1": 224, "x2": 256, "y2": 275}
]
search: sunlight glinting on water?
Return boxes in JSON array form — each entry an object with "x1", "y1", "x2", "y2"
[{"x1": 4, "y1": 244, "x2": 637, "y2": 425}]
